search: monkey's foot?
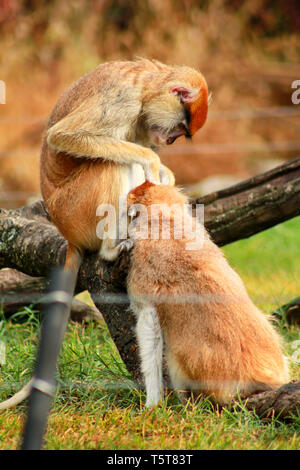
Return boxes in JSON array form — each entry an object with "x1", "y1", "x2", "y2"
[
  {"x1": 145, "y1": 393, "x2": 162, "y2": 409},
  {"x1": 117, "y1": 239, "x2": 134, "y2": 254}
]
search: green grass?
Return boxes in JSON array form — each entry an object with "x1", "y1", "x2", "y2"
[
  {"x1": 223, "y1": 216, "x2": 300, "y2": 312},
  {"x1": 0, "y1": 217, "x2": 299, "y2": 450}
]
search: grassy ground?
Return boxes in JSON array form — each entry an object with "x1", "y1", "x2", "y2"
[{"x1": 0, "y1": 218, "x2": 299, "y2": 450}]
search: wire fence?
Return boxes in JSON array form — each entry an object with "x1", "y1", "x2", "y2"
[
  {"x1": 1, "y1": 104, "x2": 300, "y2": 201},
  {"x1": 0, "y1": 77, "x2": 299, "y2": 450},
  {"x1": 0, "y1": 104, "x2": 299, "y2": 313},
  {"x1": 0, "y1": 106, "x2": 299, "y2": 157},
  {"x1": 0, "y1": 290, "x2": 296, "y2": 306},
  {"x1": 1, "y1": 104, "x2": 300, "y2": 125}
]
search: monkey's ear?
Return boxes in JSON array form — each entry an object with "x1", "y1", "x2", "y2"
[{"x1": 170, "y1": 86, "x2": 200, "y2": 103}]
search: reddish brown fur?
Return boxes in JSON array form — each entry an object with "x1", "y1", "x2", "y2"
[
  {"x1": 127, "y1": 184, "x2": 289, "y2": 405},
  {"x1": 187, "y1": 89, "x2": 208, "y2": 135}
]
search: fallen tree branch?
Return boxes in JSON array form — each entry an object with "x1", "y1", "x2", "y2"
[
  {"x1": 1, "y1": 157, "x2": 300, "y2": 416},
  {"x1": 272, "y1": 296, "x2": 300, "y2": 326},
  {"x1": 196, "y1": 156, "x2": 300, "y2": 245},
  {"x1": 0, "y1": 268, "x2": 102, "y2": 323},
  {"x1": 0, "y1": 201, "x2": 140, "y2": 380},
  {"x1": 242, "y1": 381, "x2": 300, "y2": 420}
]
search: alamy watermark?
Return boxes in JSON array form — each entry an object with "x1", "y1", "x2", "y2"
[
  {"x1": 0, "y1": 80, "x2": 6, "y2": 104},
  {"x1": 96, "y1": 199, "x2": 205, "y2": 250},
  {"x1": 291, "y1": 80, "x2": 300, "y2": 105}
]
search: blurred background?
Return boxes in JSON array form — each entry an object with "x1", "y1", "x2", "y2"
[{"x1": 0, "y1": 0, "x2": 299, "y2": 209}]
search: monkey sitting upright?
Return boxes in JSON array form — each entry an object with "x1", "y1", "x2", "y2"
[
  {"x1": 127, "y1": 182, "x2": 289, "y2": 408},
  {"x1": 0, "y1": 59, "x2": 209, "y2": 410},
  {"x1": 40, "y1": 58, "x2": 209, "y2": 277}
]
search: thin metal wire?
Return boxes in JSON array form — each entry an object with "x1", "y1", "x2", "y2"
[
  {"x1": 1, "y1": 105, "x2": 300, "y2": 124},
  {"x1": 0, "y1": 290, "x2": 286, "y2": 305}
]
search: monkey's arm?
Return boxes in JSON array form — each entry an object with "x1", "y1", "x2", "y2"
[
  {"x1": 47, "y1": 95, "x2": 162, "y2": 182},
  {"x1": 48, "y1": 131, "x2": 161, "y2": 182}
]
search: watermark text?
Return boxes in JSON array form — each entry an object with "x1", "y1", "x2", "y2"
[{"x1": 291, "y1": 80, "x2": 300, "y2": 104}]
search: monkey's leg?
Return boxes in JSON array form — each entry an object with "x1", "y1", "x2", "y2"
[
  {"x1": 64, "y1": 243, "x2": 83, "y2": 275},
  {"x1": 131, "y1": 302, "x2": 163, "y2": 408}
]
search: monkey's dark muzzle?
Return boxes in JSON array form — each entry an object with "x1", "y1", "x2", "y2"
[{"x1": 166, "y1": 124, "x2": 190, "y2": 145}]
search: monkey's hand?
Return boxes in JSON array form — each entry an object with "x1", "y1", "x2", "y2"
[
  {"x1": 144, "y1": 160, "x2": 175, "y2": 186},
  {"x1": 159, "y1": 164, "x2": 175, "y2": 186}
]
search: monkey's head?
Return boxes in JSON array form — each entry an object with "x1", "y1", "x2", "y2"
[
  {"x1": 127, "y1": 181, "x2": 187, "y2": 213},
  {"x1": 142, "y1": 66, "x2": 209, "y2": 147},
  {"x1": 127, "y1": 181, "x2": 189, "y2": 240}
]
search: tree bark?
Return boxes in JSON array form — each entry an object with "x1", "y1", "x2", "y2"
[
  {"x1": 196, "y1": 156, "x2": 300, "y2": 245},
  {"x1": 0, "y1": 201, "x2": 140, "y2": 380},
  {"x1": 242, "y1": 382, "x2": 300, "y2": 420},
  {"x1": 272, "y1": 296, "x2": 300, "y2": 326},
  {"x1": 1, "y1": 157, "x2": 300, "y2": 416}
]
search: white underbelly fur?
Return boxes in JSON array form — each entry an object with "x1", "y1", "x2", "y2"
[
  {"x1": 123, "y1": 163, "x2": 146, "y2": 194},
  {"x1": 117, "y1": 163, "x2": 145, "y2": 240}
]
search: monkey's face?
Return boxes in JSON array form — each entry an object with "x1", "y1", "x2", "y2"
[
  {"x1": 147, "y1": 121, "x2": 190, "y2": 147},
  {"x1": 143, "y1": 76, "x2": 209, "y2": 147},
  {"x1": 142, "y1": 92, "x2": 189, "y2": 147},
  {"x1": 127, "y1": 181, "x2": 188, "y2": 240}
]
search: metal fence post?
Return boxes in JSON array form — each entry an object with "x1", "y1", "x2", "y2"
[{"x1": 21, "y1": 267, "x2": 77, "y2": 450}]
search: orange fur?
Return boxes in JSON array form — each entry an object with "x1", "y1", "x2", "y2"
[
  {"x1": 187, "y1": 90, "x2": 208, "y2": 135},
  {"x1": 127, "y1": 184, "x2": 289, "y2": 405}
]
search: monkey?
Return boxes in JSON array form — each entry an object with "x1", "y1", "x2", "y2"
[
  {"x1": 126, "y1": 181, "x2": 289, "y2": 408},
  {"x1": 0, "y1": 58, "x2": 209, "y2": 410},
  {"x1": 41, "y1": 58, "x2": 209, "y2": 274}
]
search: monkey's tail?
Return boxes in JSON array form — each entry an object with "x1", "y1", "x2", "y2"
[{"x1": 0, "y1": 379, "x2": 33, "y2": 410}]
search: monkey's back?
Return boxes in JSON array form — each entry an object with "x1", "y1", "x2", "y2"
[
  {"x1": 128, "y1": 235, "x2": 289, "y2": 403},
  {"x1": 40, "y1": 60, "x2": 153, "y2": 249},
  {"x1": 40, "y1": 61, "x2": 129, "y2": 191}
]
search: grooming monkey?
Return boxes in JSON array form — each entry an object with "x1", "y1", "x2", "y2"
[
  {"x1": 0, "y1": 58, "x2": 209, "y2": 410},
  {"x1": 127, "y1": 182, "x2": 289, "y2": 408},
  {"x1": 41, "y1": 58, "x2": 209, "y2": 273}
]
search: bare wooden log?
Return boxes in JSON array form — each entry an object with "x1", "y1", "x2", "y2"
[
  {"x1": 196, "y1": 156, "x2": 300, "y2": 245},
  {"x1": 272, "y1": 296, "x2": 300, "y2": 326},
  {"x1": 0, "y1": 268, "x2": 48, "y2": 296},
  {"x1": 242, "y1": 382, "x2": 300, "y2": 420}
]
